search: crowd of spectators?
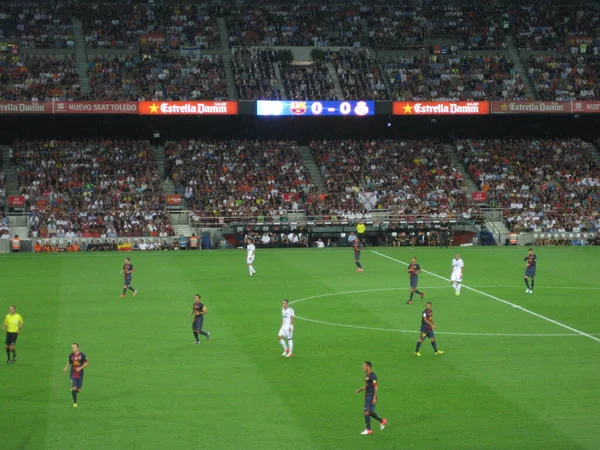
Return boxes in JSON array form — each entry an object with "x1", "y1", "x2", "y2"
[
  {"x1": 225, "y1": 3, "x2": 364, "y2": 47},
  {"x1": 456, "y1": 138, "x2": 600, "y2": 232},
  {"x1": 232, "y1": 49, "x2": 282, "y2": 100},
  {"x1": 511, "y1": 3, "x2": 600, "y2": 51},
  {"x1": 365, "y1": 3, "x2": 508, "y2": 50},
  {"x1": 328, "y1": 49, "x2": 389, "y2": 100},
  {"x1": 0, "y1": 55, "x2": 80, "y2": 101},
  {"x1": 88, "y1": 54, "x2": 227, "y2": 101},
  {"x1": 383, "y1": 54, "x2": 527, "y2": 101},
  {"x1": 80, "y1": 2, "x2": 219, "y2": 50},
  {"x1": 281, "y1": 61, "x2": 338, "y2": 100},
  {"x1": 527, "y1": 55, "x2": 600, "y2": 101},
  {"x1": 12, "y1": 139, "x2": 173, "y2": 238},
  {"x1": 310, "y1": 139, "x2": 478, "y2": 220},
  {"x1": 164, "y1": 140, "x2": 314, "y2": 219},
  {"x1": 0, "y1": 3, "x2": 73, "y2": 48}
]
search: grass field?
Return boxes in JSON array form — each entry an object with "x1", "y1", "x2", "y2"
[{"x1": 1, "y1": 246, "x2": 599, "y2": 450}]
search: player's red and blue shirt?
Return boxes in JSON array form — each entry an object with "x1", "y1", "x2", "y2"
[
  {"x1": 524, "y1": 254, "x2": 537, "y2": 269},
  {"x1": 193, "y1": 302, "x2": 205, "y2": 317},
  {"x1": 364, "y1": 371, "x2": 378, "y2": 396},
  {"x1": 421, "y1": 309, "x2": 433, "y2": 332},
  {"x1": 353, "y1": 240, "x2": 361, "y2": 254},
  {"x1": 69, "y1": 352, "x2": 87, "y2": 378},
  {"x1": 408, "y1": 263, "x2": 421, "y2": 278},
  {"x1": 123, "y1": 263, "x2": 134, "y2": 279}
]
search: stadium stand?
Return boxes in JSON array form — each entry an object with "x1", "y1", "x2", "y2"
[
  {"x1": 12, "y1": 140, "x2": 173, "y2": 238},
  {"x1": 456, "y1": 138, "x2": 600, "y2": 233},
  {"x1": 328, "y1": 49, "x2": 389, "y2": 100},
  {"x1": 0, "y1": 55, "x2": 80, "y2": 101},
  {"x1": 527, "y1": 55, "x2": 600, "y2": 101},
  {"x1": 0, "y1": 3, "x2": 74, "y2": 48},
  {"x1": 88, "y1": 55, "x2": 228, "y2": 101},
  {"x1": 310, "y1": 140, "x2": 479, "y2": 219},
  {"x1": 164, "y1": 140, "x2": 315, "y2": 222},
  {"x1": 383, "y1": 54, "x2": 528, "y2": 101},
  {"x1": 280, "y1": 61, "x2": 339, "y2": 101},
  {"x1": 232, "y1": 48, "x2": 282, "y2": 100},
  {"x1": 225, "y1": 3, "x2": 364, "y2": 47}
]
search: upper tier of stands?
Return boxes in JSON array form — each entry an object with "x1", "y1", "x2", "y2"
[
  {"x1": 88, "y1": 54, "x2": 227, "y2": 101},
  {"x1": 527, "y1": 55, "x2": 600, "y2": 100}
]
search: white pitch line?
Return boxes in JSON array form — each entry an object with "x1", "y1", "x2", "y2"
[
  {"x1": 371, "y1": 250, "x2": 600, "y2": 344},
  {"x1": 294, "y1": 316, "x2": 594, "y2": 337}
]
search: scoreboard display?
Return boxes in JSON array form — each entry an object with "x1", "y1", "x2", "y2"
[{"x1": 256, "y1": 100, "x2": 374, "y2": 116}]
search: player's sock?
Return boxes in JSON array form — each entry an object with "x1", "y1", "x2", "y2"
[
  {"x1": 6, "y1": 349, "x2": 10, "y2": 361},
  {"x1": 524, "y1": 279, "x2": 530, "y2": 290},
  {"x1": 370, "y1": 412, "x2": 382, "y2": 422},
  {"x1": 11, "y1": 350, "x2": 16, "y2": 359},
  {"x1": 193, "y1": 332, "x2": 199, "y2": 342},
  {"x1": 128, "y1": 286, "x2": 136, "y2": 292},
  {"x1": 288, "y1": 340, "x2": 293, "y2": 354},
  {"x1": 364, "y1": 415, "x2": 371, "y2": 430},
  {"x1": 531, "y1": 280, "x2": 535, "y2": 291},
  {"x1": 122, "y1": 288, "x2": 127, "y2": 295},
  {"x1": 279, "y1": 339, "x2": 288, "y2": 352},
  {"x1": 355, "y1": 262, "x2": 362, "y2": 269},
  {"x1": 415, "y1": 290, "x2": 422, "y2": 296},
  {"x1": 249, "y1": 267, "x2": 253, "y2": 276},
  {"x1": 72, "y1": 391, "x2": 77, "y2": 403},
  {"x1": 431, "y1": 341, "x2": 438, "y2": 352},
  {"x1": 415, "y1": 341, "x2": 422, "y2": 352},
  {"x1": 452, "y1": 282, "x2": 457, "y2": 290},
  {"x1": 457, "y1": 284, "x2": 461, "y2": 294},
  {"x1": 409, "y1": 292, "x2": 414, "y2": 301},
  {"x1": 199, "y1": 331, "x2": 209, "y2": 338}
]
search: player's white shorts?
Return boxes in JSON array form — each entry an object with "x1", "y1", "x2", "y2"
[
  {"x1": 451, "y1": 272, "x2": 462, "y2": 282},
  {"x1": 278, "y1": 325, "x2": 293, "y2": 339},
  {"x1": 247, "y1": 256, "x2": 255, "y2": 264}
]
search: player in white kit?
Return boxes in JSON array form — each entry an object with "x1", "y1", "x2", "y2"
[
  {"x1": 450, "y1": 253, "x2": 464, "y2": 296},
  {"x1": 246, "y1": 237, "x2": 256, "y2": 277},
  {"x1": 278, "y1": 299, "x2": 294, "y2": 357}
]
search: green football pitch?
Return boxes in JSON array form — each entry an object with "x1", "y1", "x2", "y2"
[{"x1": 1, "y1": 247, "x2": 599, "y2": 450}]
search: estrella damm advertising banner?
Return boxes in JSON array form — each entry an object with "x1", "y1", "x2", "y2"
[
  {"x1": 138, "y1": 101, "x2": 238, "y2": 115},
  {"x1": 393, "y1": 101, "x2": 489, "y2": 115}
]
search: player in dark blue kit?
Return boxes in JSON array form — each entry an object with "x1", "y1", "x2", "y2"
[
  {"x1": 353, "y1": 238, "x2": 364, "y2": 272},
  {"x1": 406, "y1": 257, "x2": 424, "y2": 304},
  {"x1": 63, "y1": 343, "x2": 88, "y2": 407},
  {"x1": 120, "y1": 257, "x2": 137, "y2": 298},
  {"x1": 414, "y1": 302, "x2": 444, "y2": 356},
  {"x1": 355, "y1": 361, "x2": 387, "y2": 435},
  {"x1": 188, "y1": 294, "x2": 210, "y2": 344},
  {"x1": 524, "y1": 248, "x2": 537, "y2": 293}
]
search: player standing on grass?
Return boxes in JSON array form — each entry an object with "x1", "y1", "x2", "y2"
[
  {"x1": 414, "y1": 302, "x2": 444, "y2": 356},
  {"x1": 188, "y1": 294, "x2": 210, "y2": 344},
  {"x1": 120, "y1": 257, "x2": 137, "y2": 298},
  {"x1": 353, "y1": 237, "x2": 364, "y2": 272},
  {"x1": 450, "y1": 253, "x2": 464, "y2": 296},
  {"x1": 355, "y1": 361, "x2": 387, "y2": 435},
  {"x1": 247, "y1": 238, "x2": 256, "y2": 277},
  {"x1": 524, "y1": 248, "x2": 537, "y2": 293},
  {"x1": 63, "y1": 343, "x2": 88, "y2": 408},
  {"x1": 3, "y1": 305, "x2": 23, "y2": 364},
  {"x1": 278, "y1": 299, "x2": 294, "y2": 357},
  {"x1": 407, "y1": 257, "x2": 425, "y2": 304}
]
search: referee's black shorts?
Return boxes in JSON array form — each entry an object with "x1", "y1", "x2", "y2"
[{"x1": 5, "y1": 332, "x2": 18, "y2": 346}]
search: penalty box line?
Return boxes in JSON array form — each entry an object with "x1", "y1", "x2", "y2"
[{"x1": 371, "y1": 250, "x2": 600, "y2": 344}]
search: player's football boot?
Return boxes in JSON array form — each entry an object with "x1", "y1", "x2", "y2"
[
  {"x1": 360, "y1": 429, "x2": 373, "y2": 435},
  {"x1": 414, "y1": 352, "x2": 422, "y2": 357},
  {"x1": 380, "y1": 419, "x2": 388, "y2": 430},
  {"x1": 435, "y1": 350, "x2": 444, "y2": 355}
]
